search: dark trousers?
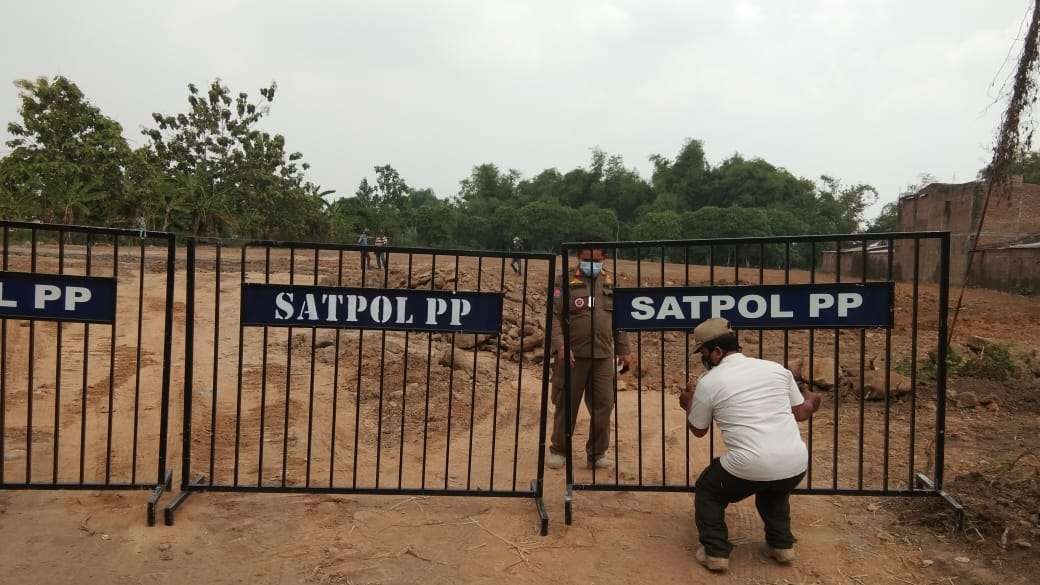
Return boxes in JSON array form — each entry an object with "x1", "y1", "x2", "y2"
[
  {"x1": 550, "y1": 357, "x2": 615, "y2": 462},
  {"x1": 694, "y1": 458, "x2": 805, "y2": 558}
]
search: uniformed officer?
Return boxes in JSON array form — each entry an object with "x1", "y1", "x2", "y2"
[{"x1": 547, "y1": 240, "x2": 634, "y2": 469}]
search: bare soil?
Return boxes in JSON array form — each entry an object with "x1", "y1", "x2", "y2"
[{"x1": 0, "y1": 243, "x2": 1038, "y2": 584}]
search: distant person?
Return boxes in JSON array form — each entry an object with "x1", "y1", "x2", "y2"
[
  {"x1": 374, "y1": 232, "x2": 388, "y2": 269},
  {"x1": 357, "y1": 230, "x2": 371, "y2": 269},
  {"x1": 547, "y1": 237, "x2": 634, "y2": 471},
  {"x1": 510, "y1": 237, "x2": 523, "y2": 274},
  {"x1": 678, "y1": 318, "x2": 821, "y2": 573}
]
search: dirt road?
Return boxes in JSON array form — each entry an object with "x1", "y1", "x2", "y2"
[{"x1": 0, "y1": 244, "x2": 1037, "y2": 584}]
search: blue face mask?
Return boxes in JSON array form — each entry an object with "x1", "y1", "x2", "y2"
[{"x1": 579, "y1": 261, "x2": 603, "y2": 278}]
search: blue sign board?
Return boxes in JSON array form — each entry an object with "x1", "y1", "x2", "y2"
[
  {"x1": 0, "y1": 271, "x2": 117, "y2": 323},
  {"x1": 241, "y1": 284, "x2": 504, "y2": 333},
  {"x1": 612, "y1": 282, "x2": 893, "y2": 330}
]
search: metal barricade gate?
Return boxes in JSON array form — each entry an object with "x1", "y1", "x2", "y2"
[
  {"x1": 559, "y1": 233, "x2": 963, "y2": 529},
  {"x1": 166, "y1": 238, "x2": 556, "y2": 535},
  {"x1": 0, "y1": 220, "x2": 175, "y2": 526}
]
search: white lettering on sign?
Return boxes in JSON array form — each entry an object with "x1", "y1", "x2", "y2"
[
  {"x1": 631, "y1": 296, "x2": 654, "y2": 320},
  {"x1": 657, "y1": 296, "x2": 683, "y2": 319},
  {"x1": 710, "y1": 295, "x2": 735, "y2": 317},
  {"x1": 34, "y1": 284, "x2": 62, "y2": 309},
  {"x1": 296, "y1": 294, "x2": 320, "y2": 321},
  {"x1": 450, "y1": 299, "x2": 471, "y2": 326},
  {"x1": 395, "y1": 296, "x2": 414, "y2": 324},
  {"x1": 737, "y1": 294, "x2": 767, "y2": 319},
  {"x1": 322, "y1": 294, "x2": 340, "y2": 321},
  {"x1": 0, "y1": 283, "x2": 17, "y2": 308},
  {"x1": 837, "y1": 293, "x2": 863, "y2": 317},
  {"x1": 65, "y1": 286, "x2": 92, "y2": 310},
  {"x1": 426, "y1": 298, "x2": 448, "y2": 325},
  {"x1": 809, "y1": 293, "x2": 834, "y2": 317},
  {"x1": 346, "y1": 295, "x2": 367, "y2": 321},
  {"x1": 682, "y1": 296, "x2": 708, "y2": 319},
  {"x1": 770, "y1": 294, "x2": 793, "y2": 318},
  {"x1": 274, "y1": 292, "x2": 294, "y2": 320},
  {"x1": 370, "y1": 296, "x2": 393, "y2": 323}
]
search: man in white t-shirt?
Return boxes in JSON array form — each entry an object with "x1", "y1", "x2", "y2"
[{"x1": 679, "y1": 318, "x2": 821, "y2": 573}]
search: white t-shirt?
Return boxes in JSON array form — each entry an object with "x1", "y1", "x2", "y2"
[{"x1": 688, "y1": 353, "x2": 808, "y2": 482}]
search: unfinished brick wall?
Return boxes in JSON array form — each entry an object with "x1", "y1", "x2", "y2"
[{"x1": 893, "y1": 177, "x2": 1040, "y2": 292}]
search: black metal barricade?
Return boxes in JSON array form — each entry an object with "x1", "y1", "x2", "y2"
[
  {"x1": 167, "y1": 237, "x2": 556, "y2": 535},
  {"x1": 558, "y1": 232, "x2": 962, "y2": 529},
  {"x1": 0, "y1": 220, "x2": 175, "y2": 525}
]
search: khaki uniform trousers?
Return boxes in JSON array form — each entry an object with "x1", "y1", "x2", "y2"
[{"x1": 550, "y1": 357, "x2": 615, "y2": 463}]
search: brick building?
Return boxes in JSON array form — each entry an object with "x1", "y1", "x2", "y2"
[{"x1": 893, "y1": 176, "x2": 1040, "y2": 294}]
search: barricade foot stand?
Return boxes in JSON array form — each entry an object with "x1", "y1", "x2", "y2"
[
  {"x1": 164, "y1": 474, "x2": 205, "y2": 526},
  {"x1": 532, "y1": 479, "x2": 549, "y2": 536},
  {"x1": 914, "y1": 473, "x2": 965, "y2": 532},
  {"x1": 564, "y1": 485, "x2": 573, "y2": 525},
  {"x1": 146, "y1": 470, "x2": 174, "y2": 526}
]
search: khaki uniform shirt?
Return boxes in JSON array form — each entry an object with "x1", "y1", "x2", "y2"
[{"x1": 551, "y1": 268, "x2": 631, "y2": 359}]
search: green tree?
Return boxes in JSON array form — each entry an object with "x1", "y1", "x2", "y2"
[
  {"x1": 143, "y1": 79, "x2": 321, "y2": 237},
  {"x1": 866, "y1": 201, "x2": 899, "y2": 233},
  {"x1": 2, "y1": 76, "x2": 131, "y2": 223}
]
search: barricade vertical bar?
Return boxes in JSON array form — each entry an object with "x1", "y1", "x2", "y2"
[
  {"x1": 708, "y1": 244, "x2": 715, "y2": 460},
  {"x1": 466, "y1": 257, "x2": 483, "y2": 489},
  {"x1": 182, "y1": 240, "x2": 196, "y2": 489},
  {"x1": 535, "y1": 255, "x2": 556, "y2": 535},
  {"x1": 908, "y1": 239, "x2": 920, "y2": 488},
  {"x1": 489, "y1": 257, "x2": 505, "y2": 488},
  {"x1": 375, "y1": 252, "x2": 390, "y2": 487},
  {"x1": 783, "y1": 242, "x2": 790, "y2": 367},
  {"x1": 79, "y1": 234, "x2": 93, "y2": 484},
  {"x1": 257, "y1": 246, "x2": 271, "y2": 487},
  {"x1": 758, "y1": 242, "x2": 764, "y2": 358},
  {"x1": 684, "y1": 245, "x2": 690, "y2": 486},
  {"x1": 158, "y1": 233, "x2": 174, "y2": 488},
  {"x1": 209, "y1": 242, "x2": 221, "y2": 483},
  {"x1": 329, "y1": 250, "x2": 344, "y2": 488},
  {"x1": 734, "y1": 243, "x2": 740, "y2": 352},
  {"x1": 883, "y1": 240, "x2": 894, "y2": 490},
  {"x1": 281, "y1": 248, "x2": 295, "y2": 486},
  {"x1": 53, "y1": 233, "x2": 65, "y2": 483},
  {"x1": 635, "y1": 246, "x2": 643, "y2": 485},
  {"x1": 352, "y1": 255, "x2": 367, "y2": 489},
  {"x1": 832, "y1": 240, "x2": 840, "y2": 489},
  {"x1": 613, "y1": 246, "x2": 621, "y2": 482},
  {"x1": 0, "y1": 226, "x2": 6, "y2": 485},
  {"x1": 858, "y1": 239, "x2": 867, "y2": 490},
  {"x1": 659, "y1": 246, "x2": 666, "y2": 483},
  {"x1": 444, "y1": 255, "x2": 460, "y2": 489},
  {"x1": 589, "y1": 243, "x2": 597, "y2": 485},
  {"x1": 130, "y1": 238, "x2": 145, "y2": 484},
  {"x1": 563, "y1": 246, "x2": 573, "y2": 524},
  {"x1": 104, "y1": 236, "x2": 119, "y2": 484},
  {"x1": 234, "y1": 245, "x2": 246, "y2": 485},
  {"x1": 512, "y1": 259, "x2": 529, "y2": 491},
  {"x1": 807, "y1": 241, "x2": 815, "y2": 488},
  {"x1": 935, "y1": 233, "x2": 950, "y2": 490},
  {"x1": 305, "y1": 248, "x2": 319, "y2": 487},
  {"x1": 420, "y1": 255, "x2": 435, "y2": 488},
  {"x1": 26, "y1": 229, "x2": 36, "y2": 483},
  {"x1": 398, "y1": 253, "x2": 413, "y2": 489}
]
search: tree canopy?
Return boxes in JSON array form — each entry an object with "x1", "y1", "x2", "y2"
[{"x1": 2, "y1": 75, "x2": 893, "y2": 258}]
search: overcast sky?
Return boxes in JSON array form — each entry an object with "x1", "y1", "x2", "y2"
[{"x1": 0, "y1": 0, "x2": 1032, "y2": 219}]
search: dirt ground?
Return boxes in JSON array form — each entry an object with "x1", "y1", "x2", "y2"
[{"x1": 1, "y1": 242, "x2": 1038, "y2": 585}]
